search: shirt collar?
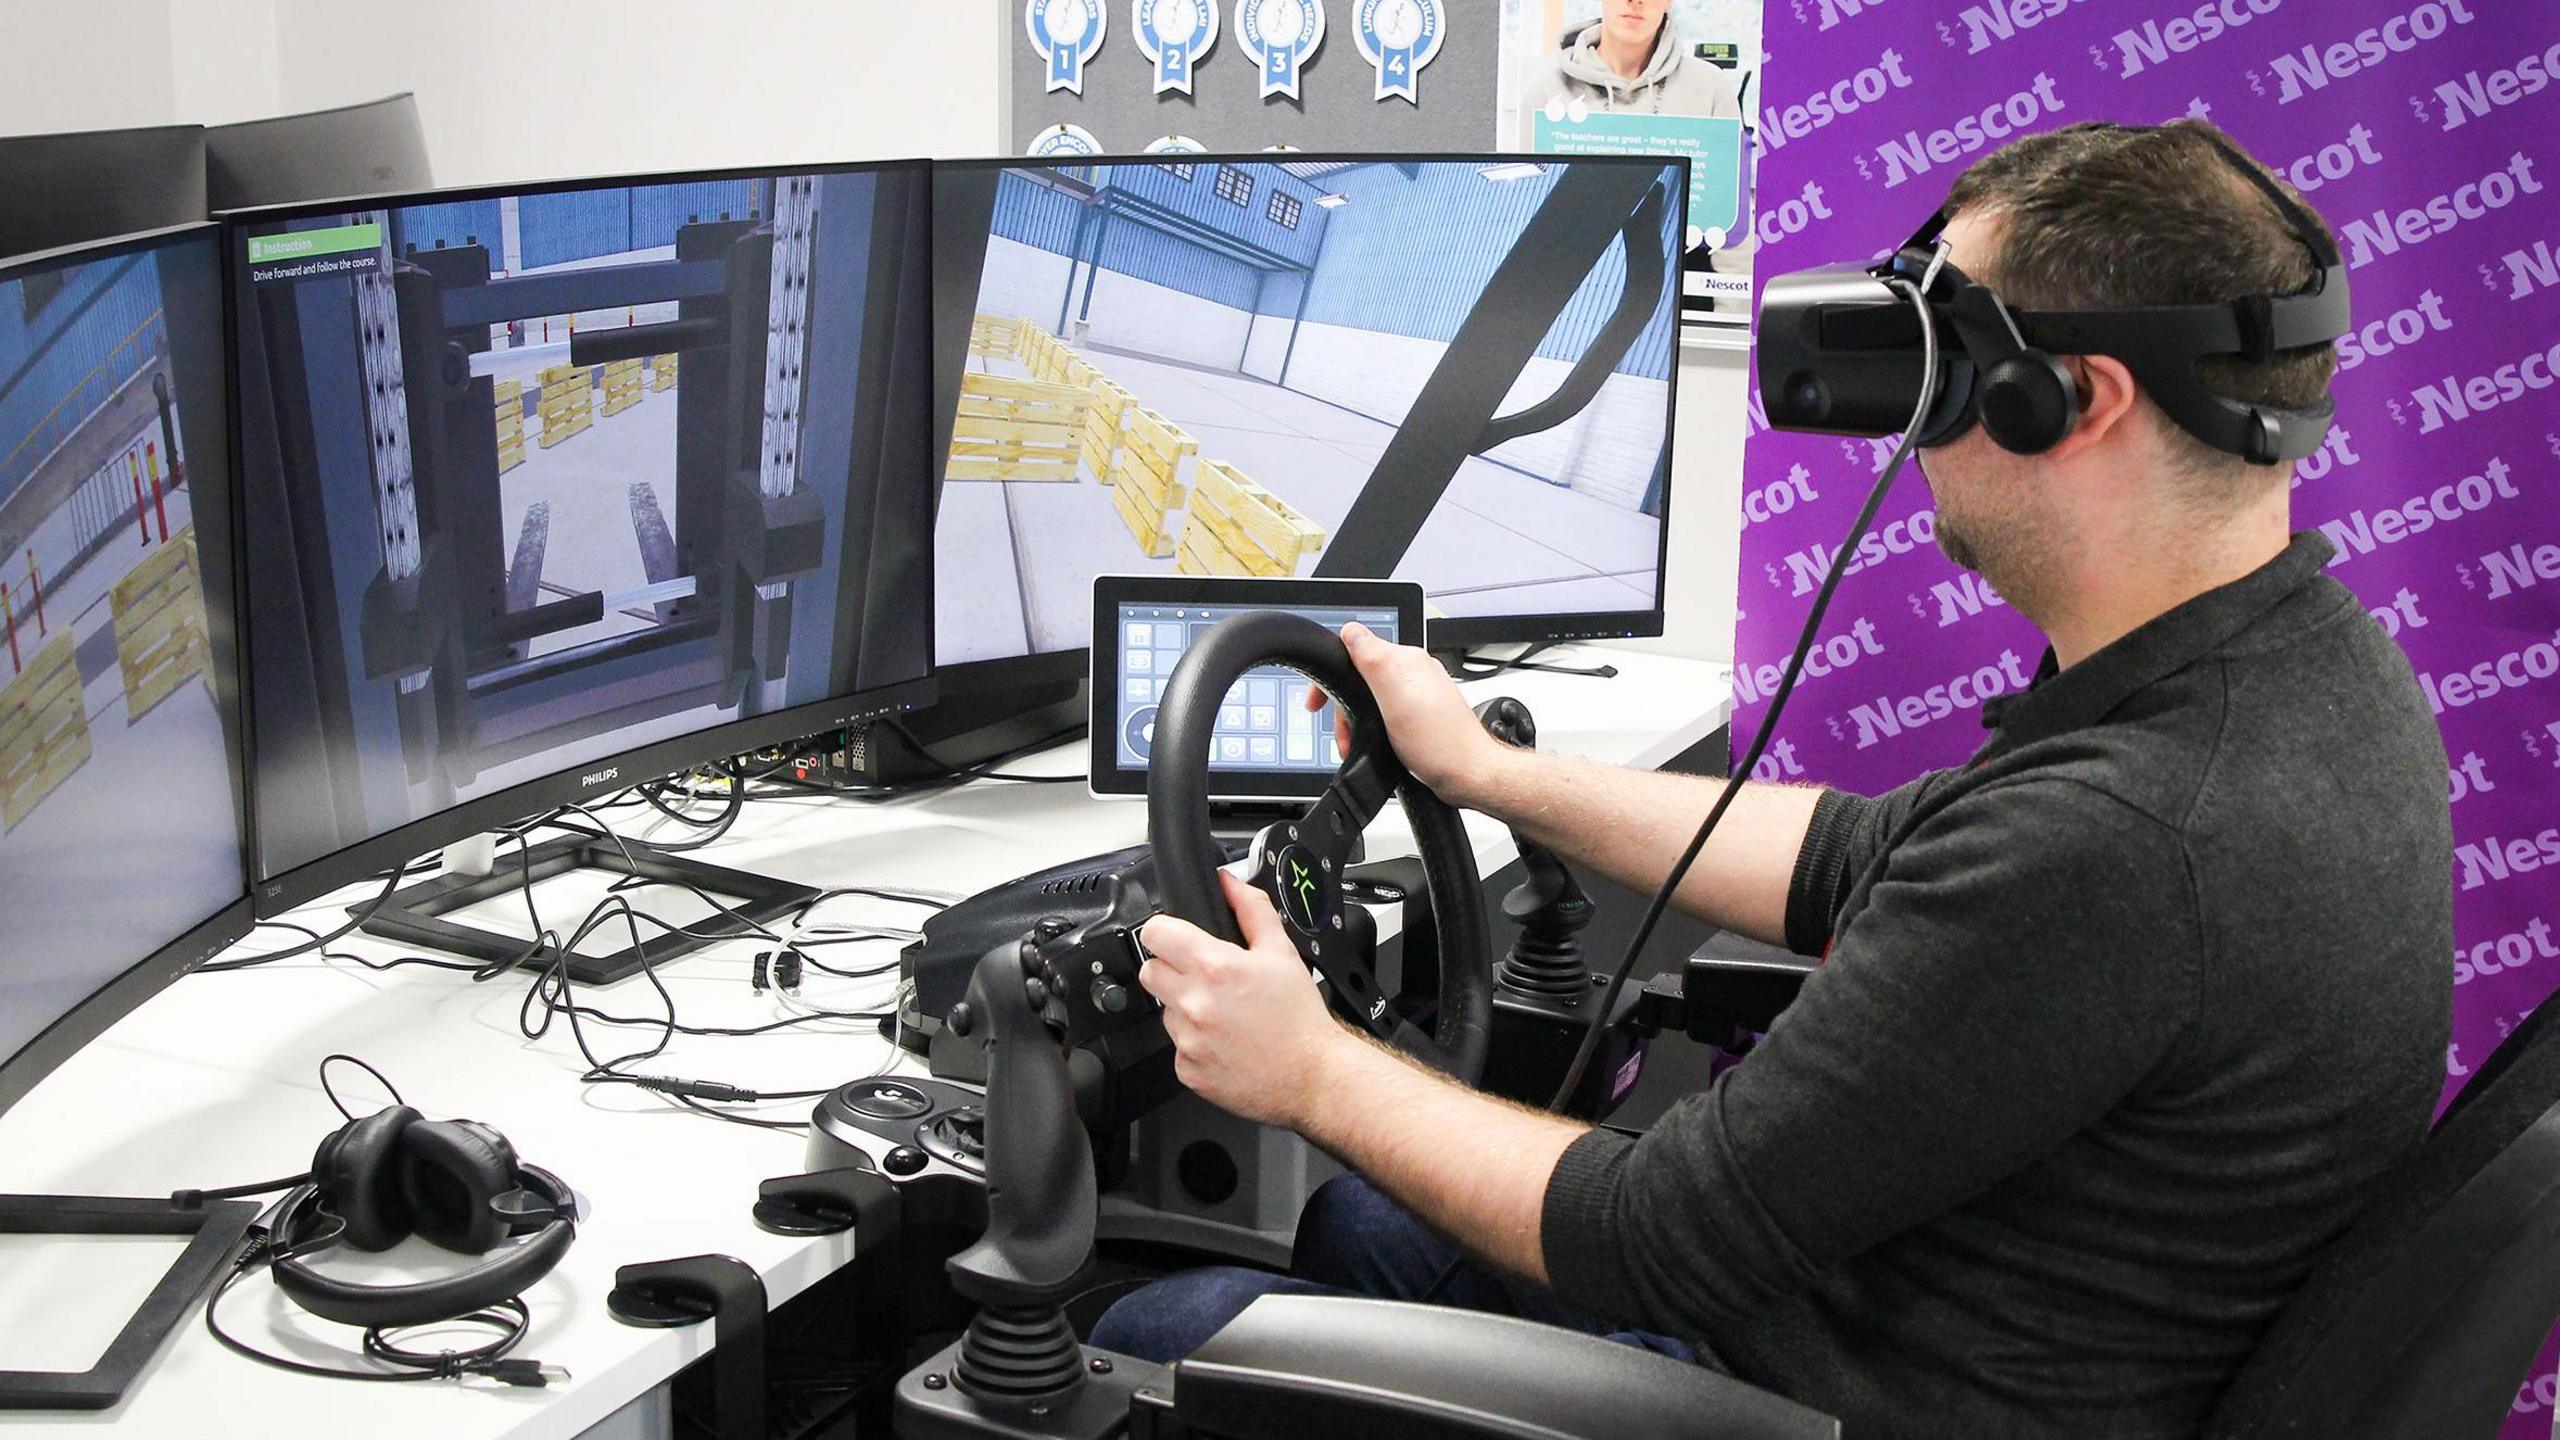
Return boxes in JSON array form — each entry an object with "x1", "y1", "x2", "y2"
[{"x1": 1977, "y1": 531, "x2": 2336, "y2": 753}]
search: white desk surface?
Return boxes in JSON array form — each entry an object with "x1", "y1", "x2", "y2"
[{"x1": 0, "y1": 645, "x2": 1729, "y2": 1440}]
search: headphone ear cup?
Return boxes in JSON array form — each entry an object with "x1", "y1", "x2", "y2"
[
  {"x1": 397, "y1": 1119, "x2": 519, "y2": 1255},
  {"x1": 311, "y1": 1105, "x2": 421, "y2": 1253},
  {"x1": 1979, "y1": 352, "x2": 2079, "y2": 455}
]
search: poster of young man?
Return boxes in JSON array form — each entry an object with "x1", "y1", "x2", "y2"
[{"x1": 1502, "y1": 0, "x2": 1762, "y2": 323}]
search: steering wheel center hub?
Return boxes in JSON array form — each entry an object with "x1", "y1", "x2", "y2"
[{"x1": 1270, "y1": 841, "x2": 1331, "y2": 935}]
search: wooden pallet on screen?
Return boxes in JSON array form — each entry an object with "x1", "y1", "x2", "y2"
[
  {"x1": 538, "y1": 363, "x2": 593, "y2": 447},
  {"x1": 1175, "y1": 460, "x2": 1326, "y2": 577},
  {"x1": 945, "y1": 373, "x2": 1091, "y2": 483},
  {"x1": 1108, "y1": 407, "x2": 1197, "y2": 559},
  {"x1": 110, "y1": 525, "x2": 208, "y2": 722},
  {"x1": 0, "y1": 637, "x2": 90, "y2": 832}
]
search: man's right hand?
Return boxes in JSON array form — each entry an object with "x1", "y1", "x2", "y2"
[{"x1": 1316, "y1": 622, "x2": 1515, "y2": 809}]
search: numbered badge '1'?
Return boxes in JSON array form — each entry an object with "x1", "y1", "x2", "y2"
[
  {"x1": 1237, "y1": 0, "x2": 1326, "y2": 100},
  {"x1": 1137, "y1": 0, "x2": 1220, "y2": 96},
  {"x1": 1355, "y1": 0, "x2": 1441, "y2": 104},
  {"x1": 1028, "y1": 0, "x2": 1109, "y2": 94}
]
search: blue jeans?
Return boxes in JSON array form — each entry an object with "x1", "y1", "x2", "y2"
[{"x1": 1091, "y1": 1174, "x2": 1699, "y2": 1365}]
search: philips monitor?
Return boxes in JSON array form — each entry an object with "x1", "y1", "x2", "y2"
[
  {"x1": 930, "y1": 153, "x2": 1683, "y2": 687},
  {"x1": 205, "y1": 93, "x2": 434, "y2": 211},
  {"x1": 228, "y1": 162, "x2": 938, "y2": 968},
  {"x1": 0, "y1": 124, "x2": 209, "y2": 260},
  {"x1": 0, "y1": 225, "x2": 257, "y2": 1411}
]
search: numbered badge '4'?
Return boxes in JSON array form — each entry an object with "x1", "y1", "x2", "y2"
[{"x1": 1356, "y1": 0, "x2": 1443, "y2": 104}]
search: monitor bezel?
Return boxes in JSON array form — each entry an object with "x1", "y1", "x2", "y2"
[
  {"x1": 927, "y1": 148, "x2": 1683, "y2": 693},
  {"x1": 0, "y1": 223, "x2": 258, "y2": 1122},
  {"x1": 1088, "y1": 573, "x2": 1426, "y2": 801},
  {"x1": 218, "y1": 160, "x2": 942, "y2": 918}
]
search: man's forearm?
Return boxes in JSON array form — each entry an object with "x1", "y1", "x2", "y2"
[
  {"x1": 1469, "y1": 748, "x2": 1825, "y2": 949},
  {"x1": 1294, "y1": 1034, "x2": 1584, "y2": 1284}
]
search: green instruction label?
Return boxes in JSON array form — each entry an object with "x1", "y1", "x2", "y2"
[{"x1": 246, "y1": 222, "x2": 381, "y2": 265}]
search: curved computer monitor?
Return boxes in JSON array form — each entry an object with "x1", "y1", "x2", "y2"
[
  {"x1": 0, "y1": 223, "x2": 251, "y2": 1120},
  {"x1": 0, "y1": 124, "x2": 209, "y2": 260},
  {"x1": 228, "y1": 161, "x2": 939, "y2": 914},
  {"x1": 930, "y1": 152, "x2": 1685, "y2": 688},
  {"x1": 205, "y1": 93, "x2": 433, "y2": 211}
]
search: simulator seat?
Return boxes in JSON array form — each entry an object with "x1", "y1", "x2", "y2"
[
  {"x1": 1144, "y1": 1295, "x2": 1833, "y2": 1440},
  {"x1": 1515, "y1": 940, "x2": 2560, "y2": 1440}
]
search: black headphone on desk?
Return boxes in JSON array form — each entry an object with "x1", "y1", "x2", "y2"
[{"x1": 268, "y1": 1104, "x2": 578, "y2": 1329}]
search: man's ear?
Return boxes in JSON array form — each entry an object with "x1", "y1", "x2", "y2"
[{"x1": 2048, "y1": 354, "x2": 2138, "y2": 461}]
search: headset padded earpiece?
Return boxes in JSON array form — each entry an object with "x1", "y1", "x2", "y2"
[
  {"x1": 1979, "y1": 351, "x2": 2079, "y2": 456},
  {"x1": 397, "y1": 1118, "x2": 520, "y2": 1255},
  {"x1": 312, "y1": 1104, "x2": 421, "y2": 1253}
]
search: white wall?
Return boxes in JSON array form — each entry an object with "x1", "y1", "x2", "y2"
[
  {"x1": 0, "y1": 0, "x2": 179, "y2": 135},
  {"x1": 168, "y1": 0, "x2": 281, "y2": 127},
  {"x1": 2, "y1": 2, "x2": 1002, "y2": 172},
  {"x1": 1616, "y1": 341, "x2": 1746, "y2": 668},
  {"x1": 266, "y1": 0, "x2": 1004, "y2": 186}
]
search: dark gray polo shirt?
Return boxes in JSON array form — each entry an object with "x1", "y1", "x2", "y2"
[{"x1": 1541, "y1": 532, "x2": 2454, "y2": 1439}]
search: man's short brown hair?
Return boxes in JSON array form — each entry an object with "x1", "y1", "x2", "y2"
[{"x1": 1943, "y1": 119, "x2": 2338, "y2": 479}]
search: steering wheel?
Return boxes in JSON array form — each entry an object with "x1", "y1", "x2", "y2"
[{"x1": 1146, "y1": 611, "x2": 1492, "y2": 1083}]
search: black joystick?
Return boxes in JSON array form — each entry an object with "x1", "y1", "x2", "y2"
[
  {"x1": 940, "y1": 932, "x2": 1096, "y2": 1405},
  {"x1": 1473, "y1": 699, "x2": 1596, "y2": 1000}
]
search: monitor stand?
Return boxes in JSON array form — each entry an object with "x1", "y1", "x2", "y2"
[
  {"x1": 0, "y1": 1194, "x2": 256, "y2": 1409},
  {"x1": 357, "y1": 832, "x2": 819, "y2": 985}
]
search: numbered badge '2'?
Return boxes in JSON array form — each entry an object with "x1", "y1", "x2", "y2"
[
  {"x1": 1355, "y1": 0, "x2": 1441, "y2": 104},
  {"x1": 1137, "y1": 0, "x2": 1220, "y2": 96},
  {"x1": 1237, "y1": 0, "x2": 1327, "y2": 100},
  {"x1": 1029, "y1": 0, "x2": 1109, "y2": 94}
]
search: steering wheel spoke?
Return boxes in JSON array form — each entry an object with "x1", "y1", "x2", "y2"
[{"x1": 1149, "y1": 611, "x2": 1492, "y2": 1082}]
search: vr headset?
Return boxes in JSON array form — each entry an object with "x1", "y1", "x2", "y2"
[{"x1": 1757, "y1": 124, "x2": 2350, "y2": 465}]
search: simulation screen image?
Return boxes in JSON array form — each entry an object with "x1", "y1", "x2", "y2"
[
  {"x1": 233, "y1": 167, "x2": 935, "y2": 884},
  {"x1": 0, "y1": 231, "x2": 244, "y2": 1064},
  {"x1": 933, "y1": 156, "x2": 1683, "y2": 666},
  {"x1": 1111, "y1": 600, "x2": 1402, "y2": 775}
]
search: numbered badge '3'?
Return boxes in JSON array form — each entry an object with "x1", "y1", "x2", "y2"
[
  {"x1": 1238, "y1": 0, "x2": 1327, "y2": 100},
  {"x1": 1356, "y1": 0, "x2": 1441, "y2": 104},
  {"x1": 1137, "y1": 0, "x2": 1220, "y2": 96},
  {"x1": 1028, "y1": 0, "x2": 1109, "y2": 95}
]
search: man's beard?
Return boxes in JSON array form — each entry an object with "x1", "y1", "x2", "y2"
[{"x1": 1937, "y1": 513, "x2": 1982, "y2": 572}]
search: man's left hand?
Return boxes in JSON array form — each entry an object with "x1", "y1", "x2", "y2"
[{"x1": 1139, "y1": 871, "x2": 1356, "y2": 1128}]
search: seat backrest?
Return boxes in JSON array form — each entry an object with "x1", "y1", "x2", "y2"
[{"x1": 2204, "y1": 997, "x2": 2560, "y2": 1440}]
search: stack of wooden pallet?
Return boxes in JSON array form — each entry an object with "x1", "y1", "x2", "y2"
[
  {"x1": 969, "y1": 312, "x2": 1025, "y2": 360},
  {"x1": 1082, "y1": 372, "x2": 1135, "y2": 483},
  {"x1": 650, "y1": 353, "x2": 679, "y2": 392},
  {"x1": 945, "y1": 372, "x2": 1091, "y2": 483},
  {"x1": 1018, "y1": 324, "x2": 1068, "y2": 383},
  {"x1": 538, "y1": 364, "x2": 593, "y2": 448},
  {"x1": 602, "y1": 357, "x2": 644, "y2": 416},
  {"x1": 494, "y1": 380, "x2": 525, "y2": 473},
  {"x1": 110, "y1": 525, "x2": 208, "y2": 723},
  {"x1": 1109, "y1": 407, "x2": 1197, "y2": 558},
  {"x1": 0, "y1": 636, "x2": 88, "y2": 832},
  {"x1": 1176, "y1": 460, "x2": 1327, "y2": 578}
]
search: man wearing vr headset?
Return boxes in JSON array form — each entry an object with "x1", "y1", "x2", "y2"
[{"x1": 1108, "y1": 120, "x2": 2453, "y2": 1438}]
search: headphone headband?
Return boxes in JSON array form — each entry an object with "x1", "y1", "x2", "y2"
[{"x1": 270, "y1": 1165, "x2": 577, "y2": 1330}]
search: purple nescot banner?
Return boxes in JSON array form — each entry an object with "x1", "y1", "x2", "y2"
[{"x1": 1736, "y1": 2, "x2": 2560, "y2": 1430}]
